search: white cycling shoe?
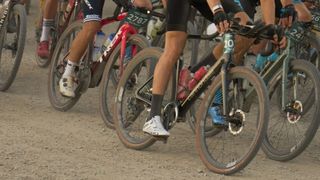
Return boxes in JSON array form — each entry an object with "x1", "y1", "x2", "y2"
[
  {"x1": 59, "y1": 76, "x2": 77, "y2": 98},
  {"x1": 143, "y1": 116, "x2": 170, "y2": 137}
]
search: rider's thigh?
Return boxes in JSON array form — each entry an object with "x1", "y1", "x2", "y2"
[
  {"x1": 162, "y1": 31, "x2": 188, "y2": 62},
  {"x1": 294, "y1": 2, "x2": 312, "y2": 22},
  {"x1": 82, "y1": 21, "x2": 101, "y2": 35}
]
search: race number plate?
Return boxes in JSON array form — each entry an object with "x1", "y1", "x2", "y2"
[
  {"x1": 286, "y1": 24, "x2": 306, "y2": 42},
  {"x1": 125, "y1": 8, "x2": 150, "y2": 28},
  {"x1": 312, "y1": 12, "x2": 320, "y2": 31}
]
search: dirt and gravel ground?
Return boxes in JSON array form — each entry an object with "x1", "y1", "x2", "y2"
[{"x1": 0, "y1": 1, "x2": 320, "y2": 180}]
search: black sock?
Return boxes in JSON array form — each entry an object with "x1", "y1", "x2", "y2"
[
  {"x1": 190, "y1": 53, "x2": 217, "y2": 73},
  {"x1": 148, "y1": 94, "x2": 164, "y2": 120}
]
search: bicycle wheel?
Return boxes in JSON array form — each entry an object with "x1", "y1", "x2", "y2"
[
  {"x1": 0, "y1": 4, "x2": 27, "y2": 91},
  {"x1": 99, "y1": 34, "x2": 149, "y2": 129},
  {"x1": 195, "y1": 66, "x2": 269, "y2": 175},
  {"x1": 262, "y1": 59, "x2": 320, "y2": 161},
  {"x1": 114, "y1": 47, "x2": 173, "y2": 150},
  {"x1": 296, "y1": 32, "x2": 320, "y2": 112},
  {"x1": 48, "y1": 21, "x2": 83, "y2": 111}
]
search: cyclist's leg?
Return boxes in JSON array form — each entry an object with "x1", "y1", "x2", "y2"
[
  {"x1": 59, "y1": 0, "x2": 104, "y2": 98},
  {"x1": 189, "y1": 0, "x2": 252, "y2": 72},
  {"x1": 37, "y1": 0, "x2": 58, "y2": 58},
  {"x1": 293, "y1": 0, "x2": 313, "y2": 22},
  {"x1": 177, "y1": 1, "x2": 253, "y2": 125},
  {"x1": 143, "y1": 0, "x2": 190, "y2": 136}
]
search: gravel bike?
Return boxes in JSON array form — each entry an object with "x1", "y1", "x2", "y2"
[
  {"x1": 0, "y1": 0, "x2": 26, "y2": 91},
  {"x1": 48, "y1": 2, "x2": 164, "y2": 112},
  {"x1": 113, "y1": 20, "x2": 273, "y2": 175},
  {"x1": 99, "y1": 0, "x2": 165, "y2": 129},
  {"x1": 259, "y1": 20, "x2": 320, "y2": 161}
]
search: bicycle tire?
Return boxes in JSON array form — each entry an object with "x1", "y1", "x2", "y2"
[
  {"x1": 114, "y1": 47, "x2": 167, "y2": 150},
  {"x1": 297, "y1": 33, "x2": 320, "y2": 112},
  {"x1": 195, "y1": 66, "x2": 269, "y2": 175},
  {"x1": 99, "y1": 34, "x2": 150, "y2": 129},
  {"x1": 0, "y1": 4, "x2": 27, "y2": 91},
  {"x1": 48, "y1": 21, "x2": 83, "y2": 111},
  {"x1": 262, "y1": 59, "x2": 320, "y2": 161}
]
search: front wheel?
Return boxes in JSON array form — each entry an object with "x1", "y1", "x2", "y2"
[
  {"x1": 0, "y1": 4, "x2": 27, "y2": 91},
  {"x1": 99, "y1": 34, "x2": 150, "y2": 129},
  {"x1": 195, "y1": 67, "x2": 269, "y2": 175},
  {"x1": 262, "y1": 59, "x2": 320, "y2": 161}
]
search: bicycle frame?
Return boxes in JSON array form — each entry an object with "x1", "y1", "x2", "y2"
[
  {"x1": 136, "y1": 33, "x2": 236, "y2": 119},
  {"x1": 89, "y1": 2, "x2": 165, "y2": 87},
  {"x1": 88, "y1": 11, "x2": 141, "y2": 88}
]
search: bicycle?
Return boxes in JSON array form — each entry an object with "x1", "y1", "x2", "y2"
[
  {"x1": 113, "y1": 20, "x2": 272, "y2": 175},
  {"x1": 259, "y1": 20, "x2": 320, "y2": 161},
  {"x1": 48, "y1": 2, "x2": 164, "y2": 112},
  {"x1": 35, "y1": 0, "x2": 83, "y2": 67},
  {"x1": 0, "y1": 0, "x2": 26, "y2": 91},
  {"x1": 99, "y1": 1, "x2": 165, "y2": 129}
]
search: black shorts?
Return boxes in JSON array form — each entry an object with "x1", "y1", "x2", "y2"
[
  {"x1": 239, "y1": 0, "x2": 283, "y2": 20},
  {"x1": 82, "y1": 0, "x2": 105, "y2": 22},
  {"x1": 166, "y1": 0, "x2": 243, "y2": 32}
]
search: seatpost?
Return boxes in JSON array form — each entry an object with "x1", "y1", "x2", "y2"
[{"x1": 221, "y1": 32, "x2": 235, "y2": 115}]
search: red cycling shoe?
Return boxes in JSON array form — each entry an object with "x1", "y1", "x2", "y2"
[{"x1": 37, "y1": 41, "x2": 50, "y2": 59}]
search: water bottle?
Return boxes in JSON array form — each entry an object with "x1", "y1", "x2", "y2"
[
  {"x1": 146, "y1": 18, "x2": 156, "y2": 41},
  {"x1": 92, "y1": 31, "x2": 106, "y2": 61},
  {"x1": 188, "y1": 66, "x2": 209, "y2": 91},
  {"x1": 101, "y1": 33, "x2": 115, "y2": 55},
  {"x1": 152, "y1": 18, "x2": 164, "y2": 38}
]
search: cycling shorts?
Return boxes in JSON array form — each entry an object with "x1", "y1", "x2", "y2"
[
  {"x1": 82, "y1": 0, "x2": 105, "y2": 22},
  {"x1": 239, "y1": 0, "x2": 283, "y2": 20},
  {"x1": 167, "y1": 0, "x2": 243, "y2": 32}
]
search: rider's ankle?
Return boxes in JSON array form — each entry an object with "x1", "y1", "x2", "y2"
[
  {"x1": 63, "y1": 60, "x2": 78, "y2": 78},
  {"x1": 148, "y1": 94, "x2": 164, "y2": 120}
]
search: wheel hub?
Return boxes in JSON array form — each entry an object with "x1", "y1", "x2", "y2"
[
  {"x1": 228, "y1": 109, "x2": 246, "y2": 135},
  {"x1": 286, "y1": 100, "x2": 303, "y2": 124}
]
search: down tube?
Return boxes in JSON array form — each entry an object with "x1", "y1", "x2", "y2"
[{"x1": 179, "y1": 60, "x2": 223, "y2": 116}]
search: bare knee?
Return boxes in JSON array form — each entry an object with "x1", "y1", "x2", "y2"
[
  {"x1": 82, "y1": 21, "x2": 101, "y2": 39},
  {"x1": 160, "y1": 31, "x2": 187, "y2": 67},
  {"x1": 295, "y1": 4, "x2": 312, "y2": 22}
]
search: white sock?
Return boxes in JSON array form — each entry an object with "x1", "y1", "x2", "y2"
[
  {"x1": 63, "y1": 60, "x2": 78, "y2": 78},
  {"x1": 40, "y1": 19, "x2": 54, "y2": 42}
]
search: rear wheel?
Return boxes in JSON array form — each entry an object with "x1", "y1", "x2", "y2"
[
  {"x1": 99, "y1": 34, "x2": 149, "y2": 129},
  {"x1": 114, "y1": 47, "x2": 169, "y2": 150},
  {"x1": 48, "y1": 21, "x2": 84, "y2": 111},
  {"x1": 0, "y1": 4, "x2": 27, "y2": 91}
]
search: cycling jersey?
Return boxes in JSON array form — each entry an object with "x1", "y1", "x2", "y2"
[
  {"x1": 82, "y1": 0, "x2": 105, "y2": 22},
  {"x1": 239, "y1": 0, "x2": 282, "y2": 20},
  {"x1": 167, "y1": 0, "x2": 243, "y2": 32},
  {"x1": 239, "y1": 0, "x2": 303, "y2": 20}
]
